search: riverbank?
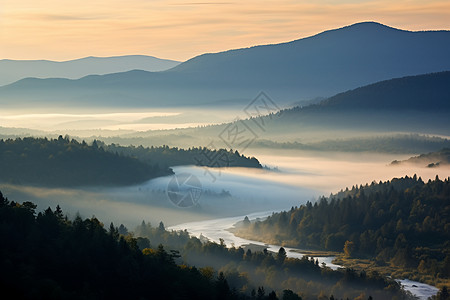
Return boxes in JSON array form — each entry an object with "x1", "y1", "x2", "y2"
[
  {"x1": 169, "y1": 212, "x2": 440, "y2": 299},
  {"x1": 232, "y1": 227, "x2": 446, "y2": 296},
  {"x1": 332, "y1": 255, "x2": 450, "y2": 290}
]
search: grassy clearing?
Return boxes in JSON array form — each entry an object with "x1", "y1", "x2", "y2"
[{"x1": 333, "y1": 255, "x2": 450, "y2": 289}]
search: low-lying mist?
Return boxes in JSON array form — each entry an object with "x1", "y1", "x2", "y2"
[
  {"x1": 1, "y1": 150, "x2": 448, "y2": 231},
  {"x1": 0, "y1": 107, "x2": 244, "y2": 137}
]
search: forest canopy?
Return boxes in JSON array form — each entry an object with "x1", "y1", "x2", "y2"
[
  {"x1": 0, "y1": 136, "x2": 261, "y2": 187},
  {"x1": 234, "y1": 176, "x2": 450, "y2": 282},
  {"x1": 0, "y1": 191, "x2": 414, "y2": 300}
]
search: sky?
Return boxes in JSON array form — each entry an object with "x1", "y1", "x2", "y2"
[{"x1": 1, "y1": 0, "x2": 449, "y2": 62}]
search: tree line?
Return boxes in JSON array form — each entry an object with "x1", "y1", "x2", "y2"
[
  {"x1": 233, "y1": 176, "x2": 450, "y2": 283},
  {"x1": 0, "y1": 136, "x2": 261, "y2": 187},
  {"x1": 102, "y1": 142, "x2": 262, "y2": 169},
  {"x1": 0, "y1": 191, "x2": 413, "y2": 300},
  {"x1": 131, "y1": 219, "x2": 413, "y2": 299}
]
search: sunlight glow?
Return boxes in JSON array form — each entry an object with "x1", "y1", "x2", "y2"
[{"x1": 1, "y1": 0, "x2": 449, "y2": 61}]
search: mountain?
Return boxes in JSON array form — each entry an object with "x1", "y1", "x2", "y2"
[
  {"x1": 316, "y1": 71, "x2": 450, "y2": 111},
  {"x1": 272, "y1": 71, "x2": 450, "y2": 135},
  {"x1": 1, "y1": 22, "x2": 450, "y2": 108},
  {"x1": 0, "y1": 55, "x2": 180, "y2": 86}
]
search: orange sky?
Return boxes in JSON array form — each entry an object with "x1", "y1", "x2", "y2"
[{"x1": 1, "y1": 0, "x2": 449, "y2": 61}]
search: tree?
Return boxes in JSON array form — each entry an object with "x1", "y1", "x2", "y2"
[
  {"x1": 277, "y1": 247, "x2": 287, "y2": 263},
  {"x1": 54, "y1": 205, "x2": 63, "y2": 220},
  {"x1": 344, "y1": 240, "x2": 355, "y2": 257},
  {"x1": 216, "y1": 272, "x2": 231, "y2": 300},
  {"x1": 282, "y1": 290, "x2": 302, "y2": 300},
  {"x1": 0, "y1": 191, "x2": 6, "y2": 206},
  {"x1": 158, "y1": 221, "x2": 165, "y2": 231},
  {"x1": 109, "y1": 222, "x2": 119, "y2": 240},
  {"x1": 438, "y1": 286, "x2": 449, "y2": 300},
  {"x1": 268, "y1": 290, "x2": 278, "y2": 300},
  {"x1": 257, "y1": 286, "x2": 265, "y2": 299},
  {"x1": 21, "y1": 201, "x2": 37, "y2": 215},
  {"x1": 118, "y1": 224, "x2": 128, "y2": 235}
]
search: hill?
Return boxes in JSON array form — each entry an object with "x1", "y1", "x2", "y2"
[
  {"x1": 0, "y1": 195, "x2": 248, "y2": 300},
  {"x1": 0, "y1": 55, "x2": 180, "y2": 86},
  {"x1": 316, "y1": 71, "x2": 450, "y2": 111},
  {"x1": 262, "y1": 72, "x2": 450, "y2": 136},
  {"x1": 0, "y1": 193, "x2": 414, "y2": 300},
  {"x1": 233, "y1": 176, "x2": 450, "y2": 286},
  {"x1": 1, "y1": 22, "x2": 450, "y2": 108},
  {"x1": 392, "y1": 148, "x2": 450, "y2": 167},
  {"x1": 0, "y1": 136, "x2": 172, "y2": 187},
  {"x1": 0, "y1": 137, "x2": 262, "y2": 187}
]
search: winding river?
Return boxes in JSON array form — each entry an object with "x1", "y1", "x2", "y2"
[{"x1": 169, "y1": 212, "x2": 439, "y2": 300}]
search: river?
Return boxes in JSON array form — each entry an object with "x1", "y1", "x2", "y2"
[{"x1": 169, "y1": 212, "x2": 439, "y2": 300}]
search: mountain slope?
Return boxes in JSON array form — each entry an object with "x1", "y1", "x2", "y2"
[
  {"x1": 0, "y1": 55, "x2": 180, "y2": 86},
  {"x1": 1, "y1": 22, "x2": 450, "y2": 108},
  {"x1": 271, "y1": 71, "x2": 450, "y2": 135},
  {"x1": 316, "y1": 71, "x2": 450, "y2": 111}
]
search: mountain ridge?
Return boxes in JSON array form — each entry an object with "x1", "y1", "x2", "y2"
[
  {"x1": 0, "y1": 55, "x2": 180, "y2": 86},
  {"x1": 1, "y1": 21, "x2": 450, "y2": 108}
]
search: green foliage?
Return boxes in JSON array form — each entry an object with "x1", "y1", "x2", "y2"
[
  {"x1": 236, "y1": 176, "x2": 450, "y2": 279},
  {"x1": 0, "y1": 195, "x2": 244, "y2": 300},
  {"x1": 103, "y1": 142, "x2": 262, "y2": 169},
  {"x1": 135, "y1": 216, "x2": 412, "y2": 300},
  {"x1": 0, "y1": 191, "x2": 414, "y2": 300},
  {"x1": 0, "y1": 136, "x2": 172, "y2": 187},
  {"x1": 0, "y1": 136, "x2": 262, "y2": 188}
]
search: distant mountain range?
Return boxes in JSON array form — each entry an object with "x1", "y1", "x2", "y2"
[
  {"x1": 268, "y1": 71, "x2": 450, "y2": 135},
  {"x1": 90, "y1": 72, "x2": 450, "y2": 150},
  {"x1": 1, "y1": 22, "x2": 450, "y2": 108},
  {"x1": 0, "y1": 55, "x2": 180, "y2": 86}
]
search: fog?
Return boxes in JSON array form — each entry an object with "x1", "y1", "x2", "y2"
[
  {"x1": 249, "y1": 149, "x2": 450, "y2": 192},
  {"x1": 1, "y1": 149, "x2": 448, "y2": 231},
  {"x1": 0, "y1": 108, "x2": 245, "y2": 137}
]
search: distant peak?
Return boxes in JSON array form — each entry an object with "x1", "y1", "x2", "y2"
[{"x1": 338, "y1": 21, "x2": 401, "y2": 32}]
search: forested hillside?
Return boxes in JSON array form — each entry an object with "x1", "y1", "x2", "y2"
[
  {"x1": 0, "y1": 136, "x2": 171, "y2": 187},
  {"x1": 0, "y1": 192, "x2": 246, "y2": 300},
  {"x1": 234, "y1": 176, "x2": 450, "y2": 282},
  {"x1": 0, "y1": 136, "x2": 261, "y2": 187},
  {"x1": 0, "y1": 191, "x2": 413, "y2": 300},
  {"x1": 102, "y1": 142, "x2": 262, "y2": 169}
]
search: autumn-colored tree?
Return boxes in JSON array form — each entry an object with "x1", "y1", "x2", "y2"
[{"x1": 344, "y1": 240, "x2": 355, "y2": 257}]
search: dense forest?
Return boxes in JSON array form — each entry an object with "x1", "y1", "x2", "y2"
[
  {"x1": 0, "y1": 191, "x2": 414, "y2": 300},
  {"x1": 254, "y1": 135, "x2": 450, "y2": 154},
  {"x1": 0, "y1": 136, "x2": 261, "y2": 187},
  {"x1": 0, "y1": 136, "x2": 171, "y2": 187},
  {"x1": 101, "y1": 141, "x2": 262, "y2": 169},
  {"x1": 234, "y1": 177, "x2": 450, "y2": 286},
  {"x1": 132, "y1": 221, "x2": 413, "y2": 300},
  {"x1": 0, "y1": 191, "x2": 248, "y2": 300}
]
